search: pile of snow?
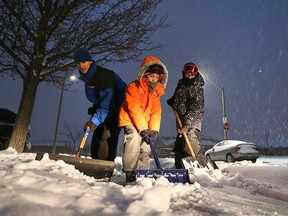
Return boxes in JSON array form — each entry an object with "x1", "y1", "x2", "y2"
[
  {"x1": 0, "y1": 148, "x2": 287, "y2": 215},
  {"x1": 222, "y1": 161, "x2": 288, "y2": 202}
]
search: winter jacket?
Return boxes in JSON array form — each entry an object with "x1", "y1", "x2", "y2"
[
  {"x1": 167, "y1": 73, "x2": 205, "y2": 130},
  {"x1": 119, "y1": 55, "x2": 168, "y2": 132},
  {"x1": 79, "y1": 62, "x2": 127, "y2": 126}
]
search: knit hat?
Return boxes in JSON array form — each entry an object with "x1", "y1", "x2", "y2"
[{"x1": 73, "y1": 48, "x2": 93, "y2": 63}]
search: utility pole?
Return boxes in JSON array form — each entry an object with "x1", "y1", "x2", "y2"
[{"x1": 205, "y1": 77, "x2": 229, "y2": 140}]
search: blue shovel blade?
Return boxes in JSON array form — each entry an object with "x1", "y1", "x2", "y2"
[{"x1": 135, "y1": 169, "x2": 190, "y2": 184}]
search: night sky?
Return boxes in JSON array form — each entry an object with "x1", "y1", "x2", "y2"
[{"x1": 1, "y1": 0, "x2": 288, "y2": 148}]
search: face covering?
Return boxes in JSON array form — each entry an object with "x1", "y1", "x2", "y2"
[
  {"x1": 148, "y1": 80, "x2": 158, "y2": 92},
  {"x1": 182, "y1": 72, "x2": 196, "y2": 85}
]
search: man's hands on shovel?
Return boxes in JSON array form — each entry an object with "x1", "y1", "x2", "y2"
[
  {"x1": 84, "y1": 120, "x2": 97, "y2": 132},
  {"x1": 75, "y1": 127, "x2": 91, "y2": 158}
]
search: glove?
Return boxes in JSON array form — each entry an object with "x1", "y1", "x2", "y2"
[
  {"x1": 150, "y1": 130, "x2": 158, "y2": 139},
  {"x1": 84, "y1": 120, "x2": 97, "y2": 132},
  {"x1": 140, "y1": 129, "x2": 151, "y2": 143},
  {"x1": 87, "y1": 106, "x2": 96, "y2": 115},
  {"x1": 178, "y1": 125, "x2": 189, "y2": 134}
]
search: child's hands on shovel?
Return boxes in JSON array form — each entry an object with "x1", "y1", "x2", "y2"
[{"x1": 140, "y1": 129, "x2": 158, "y2": 143}]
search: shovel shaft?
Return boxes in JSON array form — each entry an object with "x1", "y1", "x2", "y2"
[
  {"x1": 80, "y1": 127, "x2": 90, "y2": 149},
  {"x1": 173, "y1": 109, "x2": 196, "y2": 157},
  {"x1": 173, "y1": 109, "x2": 219, "y2": 169},
  {"x1": 173, "y1": 109, "x2": 183, "y2": 128},
  {"x1": 182, "y1": 132, "x2": 196, "y2": 157},
  {"x1": 148, "y1": 137, "x2": 162, "y2": 169}
]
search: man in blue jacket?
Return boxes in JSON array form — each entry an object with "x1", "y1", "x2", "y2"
[{"x1": 73, "y1": 48, "x2": 127, "y2": 161}]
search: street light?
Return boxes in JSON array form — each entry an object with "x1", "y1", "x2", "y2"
[
  {"x1": 52, "y1": 72, "x2": 76, "y2": 154},
  {"x1": 204, "y1": 76, "x2": 229, "y2": 140}
]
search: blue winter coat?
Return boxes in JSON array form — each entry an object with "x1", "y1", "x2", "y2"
[{"x1": 79, "y1": 62, "x2": 127, "y2": 126}]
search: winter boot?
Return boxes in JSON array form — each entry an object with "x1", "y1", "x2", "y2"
[{"x1": 125, "y1": 171, "x2": 136, "y2": 182}]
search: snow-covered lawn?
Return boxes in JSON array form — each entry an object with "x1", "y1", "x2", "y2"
[{"x1": 0, "y1": 148, "x2": 287, "y2": 215}]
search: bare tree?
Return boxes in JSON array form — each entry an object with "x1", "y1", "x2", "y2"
[
  {"x1": 0, "y1": 0, "x2": 168, "y2": 152},
  {"x1": 63, "y1": 121, "x2": 82, "y2": 151}
]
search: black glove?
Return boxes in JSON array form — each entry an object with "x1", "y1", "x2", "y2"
[
  {"x1": 150, "y1": 130, "x2": 158, "y2": 139},
  {"x1": 87, "y1": 106, "x2": 96, "y2": 115},
  {"x1": 140, "y1": 129, "x2": 151, "y2": 143},
  {"x1": 84, "y1": 120, "x2": 97, "y2": 132}
]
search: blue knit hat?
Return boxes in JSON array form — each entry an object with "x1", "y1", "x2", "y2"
[{"x1": 73, "y1": 48, "x2": 93, "y2": 63}]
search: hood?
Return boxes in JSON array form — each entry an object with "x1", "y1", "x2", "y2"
[{"x1": 137, "y1": 55, "x2": 168, "y2": 89}]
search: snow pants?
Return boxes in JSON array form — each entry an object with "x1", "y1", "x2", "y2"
[
  {"x1": 122, "y1": 126, "x2": 151, "y2": 172},
  {"x1": 173, "y1": 128, "x2": 202, "y2": 169},
  {"x1": 90, "y1": 112, "x2": 120, "y2": 161}
]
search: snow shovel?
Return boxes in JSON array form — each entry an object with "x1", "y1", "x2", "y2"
[
  {"x1": 135, "y1": 136, "x2": 191, "y2": 184},
  {"x1": 172, "y1": 109, "x2": 218, "y2": 170},
  {"x1": 35, "y1": 127, "x2": 115, "y2": 179}
]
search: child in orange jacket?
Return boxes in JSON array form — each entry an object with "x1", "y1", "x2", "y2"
[{"x1": 119, "y1": 55, "x2": 168, "y2": 182}]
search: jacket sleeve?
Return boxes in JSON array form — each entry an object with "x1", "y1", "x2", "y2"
[
  {"x1": 91, "y1": 88, "x2": 113, "y2": 126},
  {"x1": 125, "y1": 84, "x2": 148, "y2": 132},
  {"x1": 167, "y1": 80, "x2": 182, "y2": 109},
  {"x1": 167, "y1": 96, "x2": 175, "y2": 108},
  {"x1": 185, "y1": 87, "x2": 205, "y2": 130},
  {"x1": 149, "y1": 97, "x2": 162, "y2": 131}
]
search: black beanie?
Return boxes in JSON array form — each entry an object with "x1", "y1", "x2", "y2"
[
  {"x1": 73, "y1": 48, "x2": 93, "y2": 63},
  {"x1": 183, "y1": 62, "x2": 196, "y2": 68}
]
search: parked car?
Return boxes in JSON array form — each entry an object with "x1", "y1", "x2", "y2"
[
  {"x1": 204, "y1": 140, "x2": 260, "y2": 163},
  {"x1": 0, "y1": 108, "x2": 31, "y2": 151}
]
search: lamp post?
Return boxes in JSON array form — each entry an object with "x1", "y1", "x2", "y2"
[
  {"x1": 52, "y1": 73, "x2": 76, "y2": 154},
  {"x1": 205, "y1": 77, "x2": 229, "y2": 140},
  {"x1": 52, "y1": 72, "x2": 67, "y2": 154}
]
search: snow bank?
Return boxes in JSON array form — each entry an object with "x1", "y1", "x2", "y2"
[{"x1": 1, "y1": 148, "x2": 288, "y2": 216}]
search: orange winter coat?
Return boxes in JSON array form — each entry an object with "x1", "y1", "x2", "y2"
[{"x1": 119, "y1": 55, "x2": 168, "y2": 132}]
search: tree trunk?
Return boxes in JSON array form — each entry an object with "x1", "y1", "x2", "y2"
[{"x1": 9, "y1": 76, "x2": 39, "y2": 152}]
